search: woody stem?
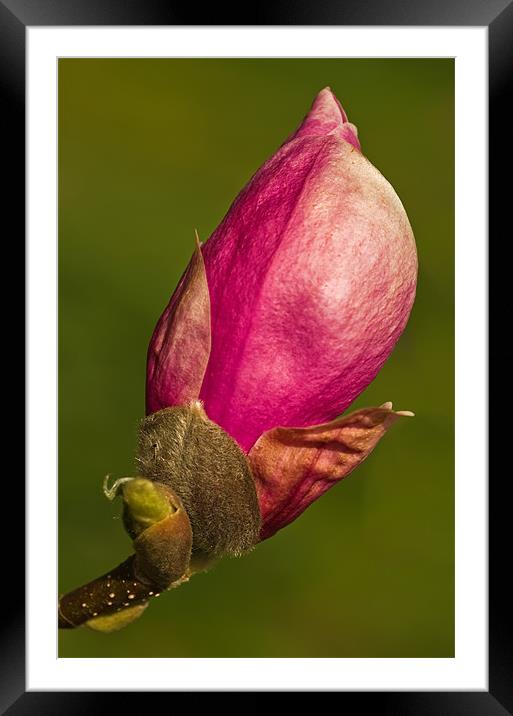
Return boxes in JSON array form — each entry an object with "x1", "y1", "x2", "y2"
[
  {"x1": 58, "y1": 477, "x2": 193, "y2": 630},
  {"x1": 58, "y1": 555, "x2": 162, "y2": 629}
]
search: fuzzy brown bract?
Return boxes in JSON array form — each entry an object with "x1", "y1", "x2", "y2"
[{"x1": 136, "y1": 401, "x2": 261, "y2": 556}]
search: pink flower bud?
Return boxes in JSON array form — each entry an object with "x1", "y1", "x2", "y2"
[{"x1": 146, "y1": 87, "x2": 417, "y2": 539}]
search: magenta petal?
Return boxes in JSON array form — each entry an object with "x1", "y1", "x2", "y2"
[
  {"x1": 292, "y1": 86, "x2": 361, "y2": 150},
  {"x1": 249, "y1": 405, "x2": 413, "y2": 540},
  {"x1": 146, "y1": 240, "x2": 211, "y2": 413},
  {"x1": 197, "y1": 89, "x2": 417, "y2": 452}
]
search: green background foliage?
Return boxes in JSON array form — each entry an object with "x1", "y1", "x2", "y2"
[{"x1": 59, "y1": 58, "x2": 454, "y2": 658}]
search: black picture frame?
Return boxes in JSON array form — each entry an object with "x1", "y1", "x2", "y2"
[{"x1": 3, "y1": 0, "x2": 507, "y2": 712}]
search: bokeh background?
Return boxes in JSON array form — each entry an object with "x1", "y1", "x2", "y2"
[{"x1": 58, "y1": 59, "x2": 454, "y2": 658}]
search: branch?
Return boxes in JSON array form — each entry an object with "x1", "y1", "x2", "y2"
[{"x1": 58, "y1": 478, "x2": 193, "y2": 632}]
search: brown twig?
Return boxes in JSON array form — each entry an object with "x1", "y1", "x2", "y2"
[
  {"x1": 58, "y1": 555, "x2": 160, "y2": 629},
  {"x1": 58, "y1": 478, "x2": 193, "y2": 630}
]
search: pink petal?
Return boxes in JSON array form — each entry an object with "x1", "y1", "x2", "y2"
[
  {"x1": 198, "y1": 88, "x2": 417, "y2": 452},
  {"x1": 291, "y1": 86, "x2": 361, "y2": 150},
  {"x1": 146, "y1": 239, "x2": 211, "y2": 414},
  {"x1": 249, "y1": 405, "x2": 414, "y2": 540}
]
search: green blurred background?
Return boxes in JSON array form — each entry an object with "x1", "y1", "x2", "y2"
[{"x1": 58, "y1": 59, "x2": 454, "y2": 658}]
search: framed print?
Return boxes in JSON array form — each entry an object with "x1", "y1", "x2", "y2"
[{"x1": 2, "y1": 0, "x2": 508, "y2": 711}]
